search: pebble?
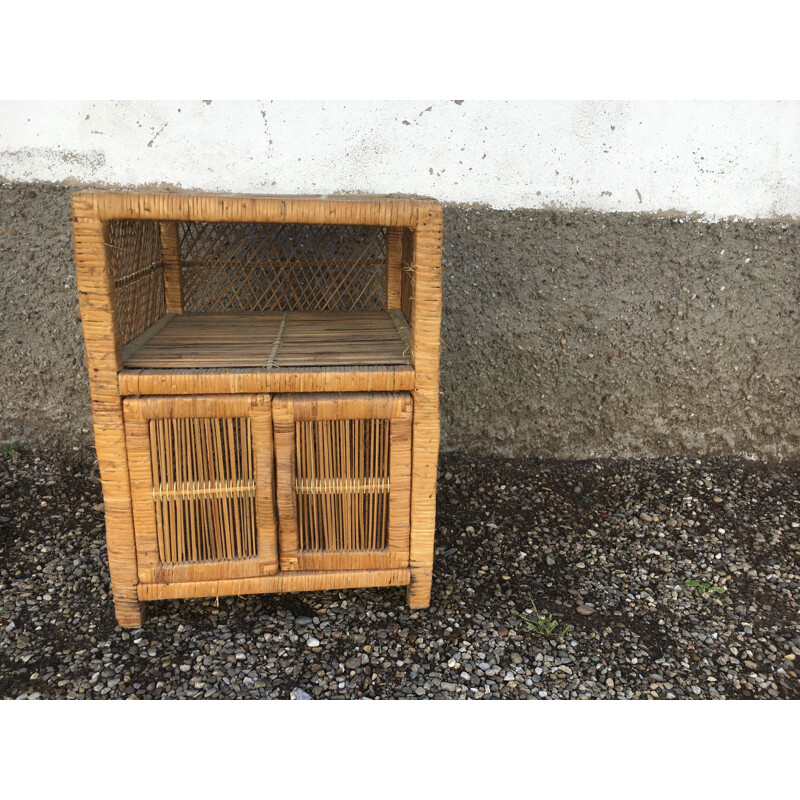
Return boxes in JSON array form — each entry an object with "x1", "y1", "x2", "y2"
[{"x1": 0, "y1": 450, "x2": 797, "y2": 701}]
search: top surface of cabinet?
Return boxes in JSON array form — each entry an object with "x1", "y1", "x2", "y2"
[{"x1": 72, "y1": 191, "x2": 442, "y2": 227}]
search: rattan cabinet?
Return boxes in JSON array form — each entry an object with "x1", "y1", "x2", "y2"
[{"x1": 72, "y1": 192, "x2": 442, "y2": 628}]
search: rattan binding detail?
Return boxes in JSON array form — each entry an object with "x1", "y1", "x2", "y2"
[{"x1": 72, "y1": 192, "x2": 442, "y2": 627}]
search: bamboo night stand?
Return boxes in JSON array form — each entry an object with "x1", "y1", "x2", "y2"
[{"x1": 72, "y1": 192, "x2": 443, "y2": 628}]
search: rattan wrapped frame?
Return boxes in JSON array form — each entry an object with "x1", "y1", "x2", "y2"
[{"x1": 72, "y1": 192, "x2": 442, "y2": 628}]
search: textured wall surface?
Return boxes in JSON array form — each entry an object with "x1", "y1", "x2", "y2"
[
  {"x1": 1, "y1": 100, "x2": 799, "y2": 219},
  {"x1": 440, "y1": 206, "x2": 799, "y2": 459},
  {"x1": 0, "y1": 184, "x2": 91, "y2": 452},
  {"x1": 1, "y1": 183, "x2": 798, "y2": 460}
]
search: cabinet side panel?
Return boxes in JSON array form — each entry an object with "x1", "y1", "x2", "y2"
[
  {"x1": 73, "y1": 203, "x2": 143, "y2": 627},
  {"x1": 407, "y1": 206, "x2": 443, "y2": 608}
]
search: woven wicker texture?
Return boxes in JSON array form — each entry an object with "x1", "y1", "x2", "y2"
[
  {"x1": 120, "y1": 312, "x2": 410, "y2": 369},
  {"x1": 405, "y1": 205, "x2": 443, "y2": 609},
  {"x1": 72, "y1": 192, "x2": 442, "y2": 627},
  {"x1": 179, "y1": 222, "x2": 387, "y2": 313},
  {"x1": 123, "y1": 394, "x2": 278, "y2": 586},
  {"x1": 400, "y1": 227, "x2": 415, "y2": 322},
  {"x1": 272, "y1": 392, "x2": 411, "y2": 572},
  {"x1": 118, "y1": 365, "x2": 415, "y2": 396},
  {"x1": 137, "y1": 568, "x2": 411, "y2": 601},
  {"x1": 149, "y1": 416, "x2": 257, "y2": 563},
  {"x1": 294, "y1": 418, "x2": 390, "y2": 553},
  {"x1": 107, "y1": 220, "x2": 166, "y2": 345}
]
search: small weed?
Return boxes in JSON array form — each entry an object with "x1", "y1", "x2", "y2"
[
  {"x1": 2, "y1": 441, "x2": 21, "y2": 455},
  {"x1": 520, "y1": 598, "x2": 572, "y2": 639},
  {"x1": 685, "y1": 579, "x2": 725, "y2": 597},
  {"x1": 620, "y1": 549, "x2": 629, "y2": 556},
  {"x1": 581, "y1": 495, "x2": 593, "y2": 504}
]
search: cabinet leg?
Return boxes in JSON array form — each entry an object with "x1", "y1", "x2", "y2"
[
  {"x1": 406, "y1": 567, "x2": 432, "y2": 609},
  {"x1": 114, "y1": 596, "x2": 145, "y2": 629}
]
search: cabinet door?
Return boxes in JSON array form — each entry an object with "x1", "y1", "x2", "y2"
[
  {"x1": 273, "y1": 393, "x2": 412, "y2": 571},
  {"x1": 123, "y1": 395, "x2": 277, "y2": 584}
]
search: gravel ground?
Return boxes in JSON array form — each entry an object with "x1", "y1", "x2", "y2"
[{"x1": 1, "y1": 448, "x2": 798, "y2": 699}]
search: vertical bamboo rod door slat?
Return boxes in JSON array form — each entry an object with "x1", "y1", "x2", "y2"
[{"x1": 72, "y1": 191, "x2": 443, "y2": 626}]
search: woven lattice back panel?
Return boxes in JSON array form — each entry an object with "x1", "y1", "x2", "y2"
[
  {"x1": 179, "y1": 222, "x2": 388, "y2": 313},
  {"x1": 107, "y1": 220, "x2": 166, "y2": 345},
  {"x1": 150, "y1": 417, "x2": 257, "y2": 563},
  {"x1": 295, "y1": 419, "x2": 390, "y2": 553}
]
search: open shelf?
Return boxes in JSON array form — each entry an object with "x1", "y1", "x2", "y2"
[{"x1": 121, "y1": 310, "x2": 412, "y2": 369}]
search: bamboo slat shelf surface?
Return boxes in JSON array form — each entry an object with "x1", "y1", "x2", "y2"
[
  {"x1": 72, "y1": 190, "x2": 442, "y2": 628},
  {"x1": 121, "y1": 311, "x2": 411, "y2": 369}
]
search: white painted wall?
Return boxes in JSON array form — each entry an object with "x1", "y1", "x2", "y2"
[{"x1": 1, "y1": 100, "x2": 797, "y2": 219}]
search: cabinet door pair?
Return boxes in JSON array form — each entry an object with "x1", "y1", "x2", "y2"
[{"x1": 123, "y1": 393, "x2": 412, "y2": 585}]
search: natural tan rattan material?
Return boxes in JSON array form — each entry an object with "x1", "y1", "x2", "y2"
[
  {"x1": 72, "y1": 191, "x2": 442, "y2": 627},
  {"x1": 118, "y1": 365, "x2": 416, "y2": 396},
  {"x1": 272, "y1": 392, "x2": 412, "y2": 572},
  {"x1": 121, "y1": 312, "x2": 410, "y2": 369},
  {"x1": 123, "y1": 394, "x2": 278, "y2": 585},
  {"x1": 178, "y1": 222, "x2": 388, "y2": 313}
]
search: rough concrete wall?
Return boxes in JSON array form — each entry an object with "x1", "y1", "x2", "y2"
[
  {"x1": 1, "y1": 182, "x2": 798, "y2": 460},
  {"x1": 0, "y1": 184, "x2": 90, "y2": 452},
  {"x1": 440, "y1": 206, "x2": 800, "y2": 460}
]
